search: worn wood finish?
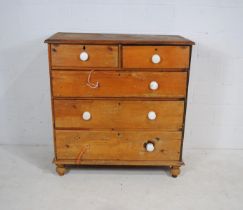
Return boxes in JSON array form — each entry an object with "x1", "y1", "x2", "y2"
[
  {"x1": 54, "y1": 100, "x2": 184, "y2": 130},
  {"x1": 45, "y1": 32, "x2": 195, "y2": 45},
  {"x1": 54, "y1": 159, "x2": 183, "y2": 166},
  {"x1": 123, "y1": 46, "x2": 190, "y2": 69},
  {"x1": 170, "y1": 166, "x2": 181, "y2": 178},
  {"x1": 52, "y1": 71, "x2": 187, "y2": 98},
  {"x1": 45, "y1": 32, "x2": 194, "y2": 177},
  {"x1": 56, "y1": 164, "x2": 67, "y2": 176},
  {"x1": 51, "y1": 44, "x2": 118, "y2": 68},
  {"x1": 55, "y1": 130, "x2": 182, "y2": 161},
  {"x1": 47, "y1": 44, "x2": 58, "y2": 159}
]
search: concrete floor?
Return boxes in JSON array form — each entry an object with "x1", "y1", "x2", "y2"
[{"x1": 0, "y1": 145, "x2": 242, "y2": 210}]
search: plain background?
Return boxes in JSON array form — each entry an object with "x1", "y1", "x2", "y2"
[{"x1": 1, "y1": 0, "x2": 243, "y2": 149}]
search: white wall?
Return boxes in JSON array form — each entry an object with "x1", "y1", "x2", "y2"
[{"x1": 0, "y1": 0, "x2": 243, "y2": 148}]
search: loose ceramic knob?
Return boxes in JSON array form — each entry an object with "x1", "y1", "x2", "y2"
[
  {"x1": 149, "y1": 81, "x2": 159, "y2": 90},
  {"x1": 152, "y1": 54, "x2": 161, "y2": 64},
  {"x1": 148, "y1": 111, "x2": 157, "y2": 120},
  {"x1": 80, "y1": 51, "x2": 89, "y2": 61},
  {"x1": 82, "y1": 111, "x2": 91, "y2": 120},
  {"x1": 146, "y1": 143, "x2": 155, "y2": 152}
]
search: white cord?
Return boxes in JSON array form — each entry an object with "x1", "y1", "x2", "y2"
[{"x1": 86, "y1": 70, "x2": 99, "y2": 88}]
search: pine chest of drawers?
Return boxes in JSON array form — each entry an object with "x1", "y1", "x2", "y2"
[{"x1": 45, "y1": 33, "x2": 194, "y2": 177}]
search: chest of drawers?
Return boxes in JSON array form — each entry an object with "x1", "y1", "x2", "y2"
[{"x1": 45, "y1": 33, "x2": 194, "y2": 177}]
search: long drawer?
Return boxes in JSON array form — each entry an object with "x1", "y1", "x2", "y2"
[
  {"x1": 54, "y1": 100, "x2": 184, "y2": 129},
  {"x1": 55, "y1": 130, "x2": 182, "y2": 161},
  {"x1": 52, "y1": 71, "x2": 187, "y2": 98},
  {"x1": 123, "y1": 46, "x2": 190, "y2": 69}
]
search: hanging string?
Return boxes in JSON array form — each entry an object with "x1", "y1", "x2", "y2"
[
  {"x1": 86, "y1": 69, "x2": 99, "y2": 88},
  {"x1": 76, "y1": 145, "x2": 90, "y2": 164}
]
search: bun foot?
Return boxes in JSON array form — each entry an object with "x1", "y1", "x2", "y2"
[
  {"x1": 170, "y1": 166, "x2": 180, "y2": 178},
  {"x1": 56, "y1": 164, "x2": 66, "y2": 176}
]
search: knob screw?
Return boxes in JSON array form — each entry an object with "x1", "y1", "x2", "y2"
[
  {"x1": 148, "y1": 111, "x2": 157, "y2": 120},
  {"x1": 150, "y1": 81, "x2": 159, "y2": 90},
  {"x1": 80, "y1": 52, "x2": 89, "y2": 61},
  {"x1": 146, "y1": 142, "x2": 155, "y2": 152},
  {"x1": 82, "y1": 111, "x2": 91, "y2": 120}
]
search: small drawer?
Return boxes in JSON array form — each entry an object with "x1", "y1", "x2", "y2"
[
  {"x1": 52, "y1": 71, "x2": 187, "y2": 98},
  {"x1": 55, "y1": 130, "x2": 182, "y2": 161},
  {"x1": 53, "y1": 100, "x2": 184, "y2": 130},
  {"x1": 123, "y1": 46, "x2": 190, "y2": 69},
  {"x1": 51, "y1": 44, "x2": 118, "y2": 68}
]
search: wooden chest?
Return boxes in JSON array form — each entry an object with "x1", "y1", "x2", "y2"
[{"x1": 45, "y1": 33, "x2": 194, "y2": 177}]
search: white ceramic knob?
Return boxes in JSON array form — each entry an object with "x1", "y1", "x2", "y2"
[
  {"x1": 149, "y1": 81, "x2": 159, "y2": 90},
  {"x1": 152, "y1": 54, "x2": 161, "y2": 64},
  {"x1": 148, "y1": 111, "x2": 157, "y2": 120},
  {"x1": 146, "y1": 143, "x2": 155, "y2": 152},
  {"x1": 82, "y1": 111, "x2": 91, "y2": 121},
  {"x1": 80, "y1": 51, "x2": 89, "y2": 61}
]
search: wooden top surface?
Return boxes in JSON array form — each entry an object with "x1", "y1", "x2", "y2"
[{"x1": 44, "y1": 32, "x2": 195, "y2": 45}]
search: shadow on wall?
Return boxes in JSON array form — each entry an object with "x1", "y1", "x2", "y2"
[
  {"x1": 184, "y1": 39, "x2": 243, "y2": 149},
  {"x1": 0, "y1": 38, "x2": 53, "y2": 145}
]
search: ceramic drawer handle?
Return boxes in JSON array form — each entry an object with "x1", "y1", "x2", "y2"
[
  {"x1": 80, "y1": 52, "x2": 89, "y2": 61},
  {"x1": 148, "y1": 111, "x2": 157, "y2": 120},
  {"x1": 149, "y1": 81, "x2": 159, "y2": 90},
  {"x1": 82, "y1": 111, "x2": 91, "y2": 120},
  {"x1": 146, "y1": 143, "x2": 155, "y2": 152},
  {"x1": 152, "y1": 54, "x2": 161, "y2": 64}
]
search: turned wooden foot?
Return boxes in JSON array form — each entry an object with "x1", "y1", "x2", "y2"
[
  {"x1": 170, "y1": 166, "x2": 180, "y2": 178},
  {"x1": 56, "y1": 164, "x2": 66, "y2": 176}
]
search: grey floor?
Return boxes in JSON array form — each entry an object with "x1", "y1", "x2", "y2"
[{"x1": 0, "y1": 145, "x2": 242, "y2": 210}]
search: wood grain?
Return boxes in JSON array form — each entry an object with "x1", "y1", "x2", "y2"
[
  {"x1": 44, "y1": 32, "x2": 194, "y2": 176},
  {"x1": 53, "y1": 100, "x2": 184, "y2": 129},
  {"x1": 123, "y1": 46, "x2": 190, "y2": 68},
  {"x1": 170, "y1": 166, "x2": 181, "y2": 177},
  {"x1": 51, "y1": 44, "x2": 118, "y2": 68},
  {"x1": 45, "y1": 32, "x2": 195, "y2": 45},
  {"x1": 55, "y1": 130, "x2": 182, "y2": 161},
  {"x1": 52, "y1": 71, "x2": 187, "y2": 98},
  {"x1": 54, "y1": 159, "x2": 183, "y2": 166}
]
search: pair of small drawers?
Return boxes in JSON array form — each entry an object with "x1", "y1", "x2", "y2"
[
  {"x1": 51, "y1": 44, "x2": 190, "y2": 69},
  {"x1": 50, "y1": 44, "x2": 190, "y2": 163}
]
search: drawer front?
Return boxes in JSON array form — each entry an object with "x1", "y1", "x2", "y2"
[
  {"x1": 54, "y1": 100, "x2": 184, "y2": 129},
  {"x1": 123, "y1": 46, "x2": 190, "y2": 69},
  {"x1": 51, "y1": 44, "x2": 118, "y2": 68},
  {"x1": 56, "y1": 130, "x2": 182, "y2": 161},
  {"x1": 52, "y1": 71, "x2": 187, "y2": 98}
]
